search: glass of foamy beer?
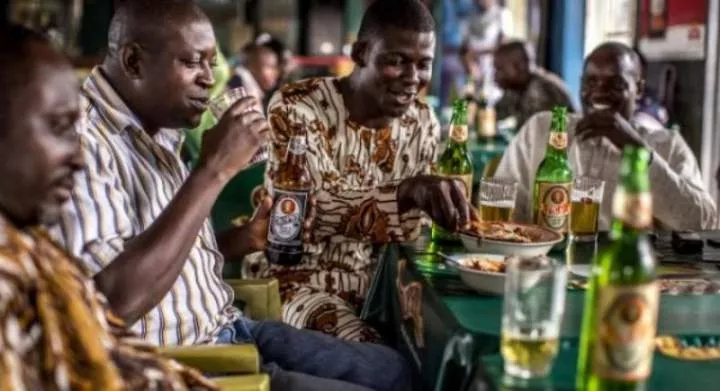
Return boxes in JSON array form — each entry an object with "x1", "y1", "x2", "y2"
[
  {"x1": 501, "y1": 256, "x2": 567, "y2": 379},
  {"x1": 570, "y1": 177, "x2": 605, "y2": 242},
  {"x1": 209, "y1": 87, "x2": 268, "y2": 167},
  {"x1": 477, "y1": 178, "x2": 517, "y2": 222}
]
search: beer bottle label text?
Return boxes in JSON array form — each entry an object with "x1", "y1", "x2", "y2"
[
  {"x1": 450, "y1": 124, "x2": 469, "y2": 143},
  {"x1": 592, "y1": 282, "x2": 659, "y2": 382},
  {"x1": 612, "y1": 189, "x2": 653, "y2": 229},
  {"x1": 537, "y1": 182, "x2": 572, "y2": 233},
  {"x1": 267, "y1": 189, "x2": 307, "y2": 246},
  {"x1": 548, "y1": 131, "x2": 568, "y2": 150}
]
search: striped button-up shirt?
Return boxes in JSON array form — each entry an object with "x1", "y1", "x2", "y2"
[
  {"x1": 495, "y1": 111, "x2": 717, "y2": 230},
  {"x1": 49, "y1": 68, "x2": 238, "y2": 346}
]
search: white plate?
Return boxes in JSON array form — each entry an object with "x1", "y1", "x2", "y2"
[
  {"x1": 444, "y1": 253, "x2": 508, "y2": 295},
  {"x1": 569, "y1": 264, "x2": 591, "y2": 279},
  {"x1": 459, "y1": 222, "x2": 563, "y2": 257}
]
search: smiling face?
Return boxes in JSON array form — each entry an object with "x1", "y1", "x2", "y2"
[
  {"x1": 134, "y1": 19, "x2": 217, "y2": 129},
  {"x1": 354, "y1": 27, "x2": 435, "y2": 119},
  {"x1": 581, "y1": 47, "x2": 643, "y2": 120},
  {"x1": 0, "y1": 43, "x2": 82, "y2": 227}
]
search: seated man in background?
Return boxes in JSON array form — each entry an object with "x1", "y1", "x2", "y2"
[
  {"x1": 49, "y1": 1, "x2": 410, "y2": 390},
  {"x1": 494, "y1": 42, "x2": 716, "y2": 230},
  {"x1": 0, "y1": 23, "x2": 216, "y2": 390},
  {"x1": 493, "y1": 40, "x2": 576, "y2": 130},
  {"x1": 228, "y1": 33, "x2": 286, "y2": 109},
  {"x1": 245, "y1": 0, "x2": 476, "y2": 342}
]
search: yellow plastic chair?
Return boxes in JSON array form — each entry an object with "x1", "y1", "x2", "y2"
[{"x1": 160, "y1": 278, "x2": 282, "y2": 391}]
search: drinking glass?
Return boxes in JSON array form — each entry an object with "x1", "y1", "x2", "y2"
[
  {"x1": 570, "y1": 177, "x2": 605, "y2": 242},
  {"x1": 477, "y1": 178, "x2": 517, "y2": 222},
  {"x1": 501, "y1": 256, "x2": 567, "y2": 379},
  {"x1": 209, "y1": 87, "x2": 268, "y2": 166}
]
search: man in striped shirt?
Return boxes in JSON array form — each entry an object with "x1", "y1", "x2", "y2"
[{"x1": 50, "y1": 1, "x2": 410, "y2": 390}]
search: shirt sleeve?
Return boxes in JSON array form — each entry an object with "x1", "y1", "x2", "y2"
[
  {"x1": 494, "y1": 113, "x2": 549, "y2": 223},
  {"x1": 265, "y1": 91, "x2": 438, "y2": 243},
  {"x1": 48, "y1": 127, "x2": 135, "y2": 276},
  {"x1": 648, "y1": 133, "x2": 717, "y2": 230}
]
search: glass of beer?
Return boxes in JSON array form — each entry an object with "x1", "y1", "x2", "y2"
[
  {"x1": 570, "y1": 177, "x2": 605, "y2": 242},
  {"x1": 501, "y1": 256, "x2": 567, "y2": 379},
  {"x1": 477, "y1": 178, "x2": 517, "y2": 222},
  {"x1": 209, "y1": 87, "x2": 268, "y2": 167}
]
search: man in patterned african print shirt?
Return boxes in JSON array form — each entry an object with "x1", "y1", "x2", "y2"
[
  {"x1": 0, "y1": 24, "x2": 216, "y2": 390},
  {"x1": 246, "y1": 0, "x2": 477, "y2": 342}
]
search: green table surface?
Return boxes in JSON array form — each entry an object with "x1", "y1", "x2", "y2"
[{"x1": 393, "y1": 233, "x2": 720, "y2": 390}]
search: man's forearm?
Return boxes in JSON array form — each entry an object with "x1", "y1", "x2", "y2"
[{"x1": 93, "y1": 167, "x2": 228, "y2": 324}]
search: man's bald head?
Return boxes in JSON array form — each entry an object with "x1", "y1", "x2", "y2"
[
  {"x1": 107, "y1": 0, "x2": 209, "y2": 56},
  {"x1": 493, "y1": 40, "x2": 535, "y2": 90},
  {"x1": 495, "y1": 40, "x2": 535, "y2": 66},
  {"x1": 584, "y1": 42, "x2": 642, "y2": 81},
  {"x1": 581, "y1": 42, "x2": 644, "y2": 120}
]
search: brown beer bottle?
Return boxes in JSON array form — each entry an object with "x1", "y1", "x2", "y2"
[{"x1": 265, "y1": 133, "x2": 312, "y2": 266}]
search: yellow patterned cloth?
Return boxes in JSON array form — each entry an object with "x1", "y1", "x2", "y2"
[
  {"x1": 0, "y1": 216, "x2": 217, "y2": 391},
  {"x1": 245, "y1": 77, "x2": 439, "y2": 342}
]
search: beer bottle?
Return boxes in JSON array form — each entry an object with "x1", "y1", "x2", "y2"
[
  {"x1": 476, "y1": 88, "x2": 497, "y2": 143},
  {"x1": 265, "y1": 133, "x2": 312, "y2": 266},
  {"x1": 576, "y1": 146, "x2": 658, "y2": 391},
  {"x1": 431, "y1": 99, "x2": 474, "y2": 243},
  {"x1": 463, "y1": 79, "x2": 478, "y2": 132},
  {"x1": 533, "y1": 106, "x2": 573, "y2": 243}
]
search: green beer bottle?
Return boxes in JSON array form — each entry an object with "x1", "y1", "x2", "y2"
[
  {"x1": 431, "y1": 99, "x2": 474, "y2": 243},
  {"x1": 576, "y1": 146, "x2": 658, "y2": 391},
  {"x1": 533, "y1": 106, "x2": 573, "y2": 242}
]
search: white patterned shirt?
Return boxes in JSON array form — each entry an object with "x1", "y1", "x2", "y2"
[
  {"x1": 495, "y1": 111, "x2": 717, "y2": 231},
  {"x1": 49, "y1": 67, "x2": 238, "y2": 346}
]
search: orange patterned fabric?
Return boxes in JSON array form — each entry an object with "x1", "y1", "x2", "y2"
[
  {"x1": 245, "y1": 77, "x2": 439, "y2": 341},
  {"x1": 0, "y1": 216, "x2": 217, "y2": 391}
]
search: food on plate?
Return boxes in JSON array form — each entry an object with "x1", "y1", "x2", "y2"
[
  {"x1": 467, "y1": 220, "x2": 534, "y2": 243},
  {"x1": 460, "y1": 256, "x2": 507, "y2": 273}
]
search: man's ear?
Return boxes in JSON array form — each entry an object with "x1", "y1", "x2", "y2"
[
  {"x1": 636, "y1": 78, "x2": 646, "y2": 98},
  {"x1": 351, "y1": 41, "x2": 369, "y2": 67},
  {"x1": 119, "y1": 43, "x2": 145, "y2": 80}
]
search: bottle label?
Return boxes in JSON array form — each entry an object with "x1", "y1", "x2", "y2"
[
  {"x1": 537, "y1": 182, "x2": 571, "y2": 233},
  {"x1": 288, "y1": 136, "x2": 307, "y2": 155},
  {"x1": 450, "y1": 124, "x2": 469, "y2": 143},
  {"x1": 548, "y1": 131, "x2": 568, "y2": 150},
  {"x1": 612, "y1": 189, "x2": 652, "y2": 229},
  {"x1": 477, "y1": 108, "x2": 496, "y2": 137},
  {"x1": 267, "y1": 189, "x2": 307, "y2": 246},
  {"x1": 445, "y1": 173, "x2": 473, "y2": 199},
  {"x1": 592, "y1": 282, "x2": 659, "y2": 382}
]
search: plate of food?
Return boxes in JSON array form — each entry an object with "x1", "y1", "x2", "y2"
[
  {"x1": 443, "y1": 253, "x2": 509, "y2": 295},
  {"x1": 459, "y1": 220, "x2": 563, "y2": 257}
]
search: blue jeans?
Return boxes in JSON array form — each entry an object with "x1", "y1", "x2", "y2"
[{"x1": 216, "y1": 318, "x2": 411, "y2": 391}]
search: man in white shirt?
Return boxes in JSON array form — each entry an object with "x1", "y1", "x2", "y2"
[{"x1": 494, "y1": 42, "x2": 716, "y2": 230}]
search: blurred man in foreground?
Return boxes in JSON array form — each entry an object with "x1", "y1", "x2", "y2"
[
  {"x1": 495, "y1": 42, "x2": 716, "y2": 230},
  {"x1": 49, "y1": 1, "x2": 410, "y2": 389},
  {"x1": 246, "y1": 0, "x2": 476, "y2": 342},
  {"x1": 0, "y1": 23, "x2": 217, "y2": 391},
  {"x1": 493, "y1": 40, "x2": 576, "y2": 130}
]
